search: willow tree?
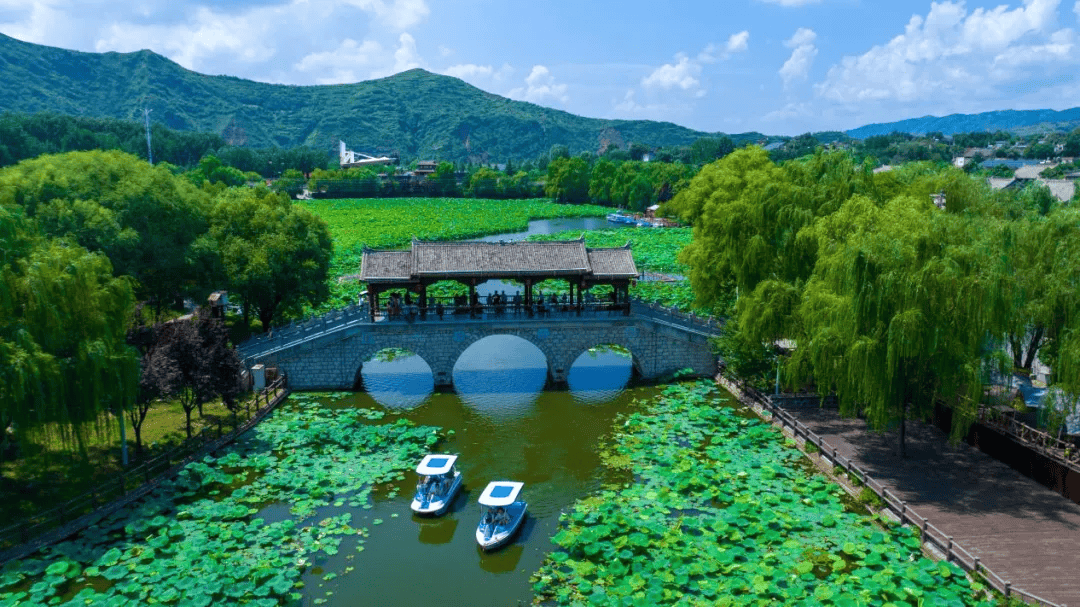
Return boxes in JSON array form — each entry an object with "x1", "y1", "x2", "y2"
[
  {"x1": 0, "y1": 204, "x2": 138, "y2": 462},
  {"x1": 790, "y1": 195, "x2": 1008, "y2": 456}
]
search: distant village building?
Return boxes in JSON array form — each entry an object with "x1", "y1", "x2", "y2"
[{"x1": 414, "y1": 161, "x2": 438, "y2": 177}]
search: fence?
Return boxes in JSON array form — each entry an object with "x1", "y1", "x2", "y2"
[
  {"x1": 718, "y1": 373, "x2": 1064, "y2": 607},
  {"x1": 978, "y1": 406, "x2": 1080, "y2": 473},
  {"x1": 0, "y1": 376, "x2": 290, "y2": 565}
]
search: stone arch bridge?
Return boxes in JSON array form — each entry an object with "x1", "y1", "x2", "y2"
[{"x1": 240, "y1": 306, "x2": 718, "y2": 391}]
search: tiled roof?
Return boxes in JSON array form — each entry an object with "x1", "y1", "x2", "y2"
[
  {"x1": 1014, "y1": 164, "x2": 1050, "y2": 180},
  {"x1": 360, "y1": 250, "x2": 412, "y2": 281},
  {"x1": 412, "y1": 240, "x2": 589, "y2": 276},
  {"x1": 360, "y1": 238, "x2": 638, "y2": 282},
  {"x1": 587, "y1": 247, "x2": 638, "y2": 279},
  {"x1": 988, "y1": 177, "x2": 1019, "y2": 190},
  {"x1": 1041, "y1": 179, "x2": 1076, "y2": 202}
]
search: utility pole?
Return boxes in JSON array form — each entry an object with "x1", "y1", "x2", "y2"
[{"x1": 143, "y1": 108, "x2": 153, "y2": 165}]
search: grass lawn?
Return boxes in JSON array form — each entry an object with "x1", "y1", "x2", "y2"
[{"x1": 0, "y1": 396, "x2": 241, "y2": 525}]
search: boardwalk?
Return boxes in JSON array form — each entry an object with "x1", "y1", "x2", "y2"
[{"x1": 785, "y1": 407, "x2": 1080, "y2": 606}]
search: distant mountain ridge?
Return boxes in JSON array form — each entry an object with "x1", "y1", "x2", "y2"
[
  {"x1": 0, "y1": 32, "x2": 774, "y2": 162},
  {"x1": 846, "y1": 108, "x2": 1080, "y2": 139}
]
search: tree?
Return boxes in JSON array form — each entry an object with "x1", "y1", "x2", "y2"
[
  {"x1": 588, "y1": 159, "x2": 617, "y2": 205},
  {"x1": 690, "y1": 137, "x2": 735, "y2": 164},
  {"x1": 0, "y1": 150, "x2": 212, "y2": 313},
  {"x1": 147, "y1": 309, "x2": 242, "y2": 438},
  {"x1": 791, "y1": 196, "x2": 1007, "y2": 457},
  {"x1": 209, "y1": 188, "x2": 333, "y2": 331},
  {"x1": 1064, "y1": 128, "x2": 1080, "y2": 157},
  {"x1": 544, "y1": 157, "x2": 590, "y2": 203},
  {"x1": 0, "y1": 204, "x2": 138, "y2": 462},
  {"x1": 466, "y1": 167, "x2": 501, "y2": 198}
]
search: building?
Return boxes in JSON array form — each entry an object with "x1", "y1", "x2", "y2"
[
  {"x1": 338, "y1": 141, "x2": 394, "y2": 169},
  {"x1": 415, "y1": 161, "x2": 438, "y2": 177}
]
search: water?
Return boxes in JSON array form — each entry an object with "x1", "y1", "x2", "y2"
[{"x1": 294, "y1": 339, "x2": 649, "y2": 606}]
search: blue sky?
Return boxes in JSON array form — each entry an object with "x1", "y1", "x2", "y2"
[{"x1": 2, "y1": 0, "x2": 1078, "y2": 135}]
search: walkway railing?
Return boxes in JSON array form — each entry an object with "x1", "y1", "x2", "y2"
[
  {"x1": 238, "y1": 298, "x2": 725, "y2": 360},
  {"x1": 977, "y1": 406, "x2": 1080, "y2": 473},
  {"x1": 0, "y1": 376, "x2": 290, "y2": 565},
  {"x1": 718, "y1": 373, "x2": 1064, "y2": 607}
]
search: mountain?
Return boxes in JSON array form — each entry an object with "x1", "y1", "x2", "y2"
[
  {"x1": 0, "y1": 33, "x2": 771, "y2": 162},
  {"x1": 846, "y1": 108, "x2": 1080, "y2": 139}
]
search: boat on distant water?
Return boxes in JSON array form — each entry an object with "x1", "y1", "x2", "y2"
[
  {"x1": 606, "y1": 212, "x2": 635, "y2": 224},
  {"x1": 411, "y1": 454, "x2": 463, "y2": 516},
  {"x1": 475, "y1": 481, "x2": 527, "y2": 550}
]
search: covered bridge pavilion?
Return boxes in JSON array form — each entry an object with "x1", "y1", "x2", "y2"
[{"x1": 359, "y1": 237, "x2": 639, "y2": 321}]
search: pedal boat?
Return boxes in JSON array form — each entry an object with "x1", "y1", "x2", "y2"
[
  {"x1": 475, "y1": 481, "x2": 527, "y2": 551},
  {"x1": 410, "y1": 454, "x2": 463, "y2": 516}
]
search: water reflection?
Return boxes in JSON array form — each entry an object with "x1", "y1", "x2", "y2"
[
  {"x1": 360, "y1": 350, "x2": 434, "y2": 410},
  {"x1": 416, "y1": 515, "x2": 458, "y2": 545},
  {"x1": 568, "y1": 346, "x2": 634, "y2": 404},
  {"x1": 453, "y1": 335, "x2": 547, "y2": 416}
]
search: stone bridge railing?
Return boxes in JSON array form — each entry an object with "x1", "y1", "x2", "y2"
[{"x1": 237, "y1": 299, "x2": 725, "y2": 362}]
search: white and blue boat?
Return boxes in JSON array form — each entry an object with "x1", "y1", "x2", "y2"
[
  {"x1": 607, "y1": 212, "x2": 635, "y2": 225},
  {"x1": 410, "y1": 454, "x2": 463, "y2": 516},
  {"x1": 475, "y1": 481, "x2": 527, "y2": 551}
]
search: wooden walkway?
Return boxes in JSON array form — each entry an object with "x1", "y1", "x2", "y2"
[{"x1": 784, "y1": 406, "x2": 1080, "y2": 606}]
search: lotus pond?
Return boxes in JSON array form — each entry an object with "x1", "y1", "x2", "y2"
[
  {"x1": 531, "y1": 381, "x2": 997, "y2": 606},
  {"x1": 1, "y1": 360, "x2": 995, "y2": 606}
]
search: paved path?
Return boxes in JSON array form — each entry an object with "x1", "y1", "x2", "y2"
[{"x1": 785, "y1": 407, "x2": 1080, "y2": 606}]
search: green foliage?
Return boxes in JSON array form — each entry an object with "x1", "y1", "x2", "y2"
[
  {"x1": 0, "y1": 150, "x2": 212, "y2": 307},
  {"x1": 209, "y1": 188, "x2": 333, "y2": 330},
  {"x1": 0, "y1": 110, "x2": 223, "y2": 169},
  {"x1": 0, "y1": 205, "x2": 138, "y2": 457},
  {"x1": 858, "y1": 487, "x2": 885, "y2": 510},
  {"x1": 546, "y1": 157, "x2": 590, "y2": 203},
  {"x1": 532, "y1": 381, "x2": 992, "y2": 606},
  {"x1": 0, "y1": 394, "x2": 441, "y2": 606}
]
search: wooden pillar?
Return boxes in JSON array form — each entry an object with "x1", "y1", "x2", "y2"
[
  {"x1": 525, "y1": 279, "x2": 533, "y2": 317},
  {"x1": 469, "y1": 279, "x2": 477, "y2": 318},
  {"x1": 419, "y1": 283, "x2": 428, "y2": 320},
  {"x1": 368, "y1": 288, "x2": 378, "y2": 323}
]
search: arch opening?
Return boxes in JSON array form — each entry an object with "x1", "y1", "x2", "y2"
[
  {"x1": 355, "y1": 347, "x2": 434, "y2": 410},
  {"x1": 452, "y1": 334, "x2": 547, "y2": 416},
  {"x1": 567, "y1": 344, "x2": 638, "y2": 404}
]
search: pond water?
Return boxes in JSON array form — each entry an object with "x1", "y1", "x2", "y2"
[{"x1": 291, "y1": 340, "x2": 653, "y2": 606}]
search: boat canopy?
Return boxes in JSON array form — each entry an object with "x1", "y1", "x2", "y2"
[
  {"x1": 478, "y1": 481, "x2": 524, "y2": 507},
  {"x1": 416, "y1": 454, "x2": 458, "y2": 476}
]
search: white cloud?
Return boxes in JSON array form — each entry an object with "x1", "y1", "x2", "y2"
[
  {"x1": 368, "y1": 32, "x2": 422, "y2": 78},
  {"x1": 442, "y1": 63, "x2": 514, "y2": 86},
  {"x1": 816, "y1": 0, "x2": 1076, "y2": 103},
  {"x1": 642, "y1": 53, "x2": 700, "y2": 90},
  {"x1": 780, "y1": 28, "x2": 817, "y2": 87},
  {"x1": 342, "y1": 0, "x2": 429, "y2": 30},
  {"x1": 785, "y1": 27, "x2": 817, "y2": 48},
  {"x1": 294, "y1": 38, "x2": 383, "y2": 84},
  {"x1": 1074, "y1": 0, "x2": 1080, "y2": 21},
  {"x1": 727, "y1": 30, "x2": 751, "y2": 53},
  {"x1": 508, "y1": 65, "x2": 569, "y2": 104},
  {"x1": 755, "y1": 0, "x2": 822, "y2": 6},
  {"x1": 698, "y1": 31, "x2": 750, "y2": 63}
]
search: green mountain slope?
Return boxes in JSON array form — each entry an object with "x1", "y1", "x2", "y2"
[
  {"x1": 0, "y1": 33, "x2": 769, "y2": 162},
  {"x1": 846, "y1": 108, "x2": 1080, "y2": 139}
]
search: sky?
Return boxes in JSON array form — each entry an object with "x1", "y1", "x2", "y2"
[{"x1": 1, "y1": 0, "x2": 1079, "y2": 136}]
